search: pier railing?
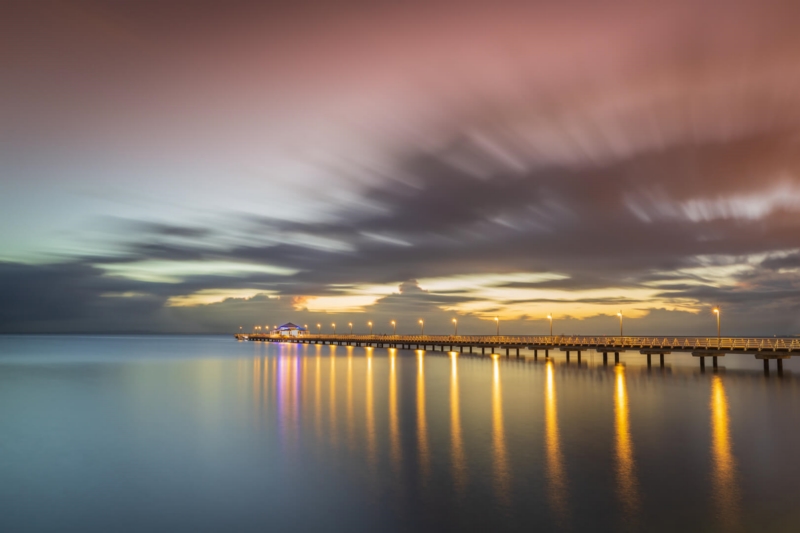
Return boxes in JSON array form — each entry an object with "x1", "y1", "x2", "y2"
[{"x1": 241, "y1": 334, "x2": 800, "y2": 353}]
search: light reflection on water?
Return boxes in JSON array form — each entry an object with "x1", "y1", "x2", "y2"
[
  {"x1": 491, "y1": 355, "x2": 511, "y2": 506},
  {"x1": 450, "y1": 353, "x2": 467, "y2": 495},
  {"x1": 388, "y1": 348, "x2": 402, "y2": 476},
  {"x1": 2, "y1": 336, "x2": 800, "y2": 532},
  {"x1": 545, "y1": 360, "x2": 569, "y2": 527},
  {"x1": 614, "y1": 364, "x2": 641, "y2": 530},
  {"x1": 417, "y1": 351, "x2": 431, "y2": 485},
  {"x1": 711, "y1": 375, "x2": 742, "y2": 532},
  {"x1": 366, "y1": 350, "x2": 377, "y2": 470}
]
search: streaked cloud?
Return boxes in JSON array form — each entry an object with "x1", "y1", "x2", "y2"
[
  {"x1": 98, "y1": 260, "x2": 298, "y2": 283},
  {"x1": 2, "y1": 1, "x2": 800, "y2": 334}
]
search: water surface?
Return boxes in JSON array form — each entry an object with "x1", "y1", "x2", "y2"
[{"x1": 1, "y1": 335, "x2": 799, "y2": 532}]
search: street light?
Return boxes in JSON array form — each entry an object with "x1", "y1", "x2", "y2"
[
  {"x1": 617, "y1": 310, "x2": 623, "y2": 337},
  {"x1": 368, "y1": 321, "x2": 373, "y2": 335},
  {"x1": 495, "y1": 316, "x2": 499, "y2": 336},
  {"x1": 713, "y1": 307, "x2": 720, "y2": 339},
  {"x1": 547, "y1": 314, "x2": 553, "y2": 336},
  {"x1": 317, "y1": 323, "x2": 321, "y2": 334},
  {"x1": 391, "y1": 320, "x2": 396, "y2": 335},
  {"x1": 419, "y1": 319, "x2": 424, "y2": 336},
  {"x1": 349, "y1": 322, "x2": 353, "y2": 335},
  {"x1": 452, "y1": 318, "x2": 457, "y2": 336},
  {"x1": 332, "y1": 323, "x2": 336, "y2": 335}
]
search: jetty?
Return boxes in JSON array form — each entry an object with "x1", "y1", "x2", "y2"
[{"x1": 236, "y1": 333, "x2": 798, "y2": 372}]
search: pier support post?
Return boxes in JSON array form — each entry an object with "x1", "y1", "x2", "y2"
[
  {"x1": 700, "y1": 357, "x2": 706, "y2": 371},
  {"x1": 506, "y1": 348, "x2": 510, "y2": 357},
  {"x1": 660, "y1": 353, "x2": 664, "y2": 367},
  {"x1": 577, "y1": 351, "x2": 581, "y2": 363},
  {"x1": 603, "y1": 352, "x2": 608, "y2": 365},
  {"x1": 614, "y1": 352, "x2": 619, "y2": 364},
  {"x1": 778, "y1": 359, "x2": 784, "y2": 373},
  {"x1": 764, "y1": 359, "x2": 769, "y2": 374},
  {"x1": 545, "y1": 349, "x2": 549, "y2": 358},
  {"x1": 482, "y1": 346, "x2": 485, "y2": 355},
  {"x1": 516, "y1": 348, "x2": 520, "y2": 357},
  {"x1": 712, "y1": 356, "x2": 718, "y2": 369},
  {"x1": 647, "y1": 353, "x2": 651, "y2": 367},
  {"x1": 566, "y1": 351, "x2": 570, "y2": 363}
]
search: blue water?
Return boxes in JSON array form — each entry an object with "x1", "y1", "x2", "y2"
[{"x1": 1, "y1": 335, "x2": 799, "y2": 532}]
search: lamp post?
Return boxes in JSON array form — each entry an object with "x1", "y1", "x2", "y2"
[
  {"x1": 495, "y1": 316, "x2": 499, "y2": 336},
  {"x1": 317, "y1": 323, "x2": 321, "y2": 334},
  {"x1": 452, "y1": 318, "x2": 457, "y2": 336},
  {"x1": 547, "y1": 314, "x2": 553, "y2": 336},
  {"x1": 332, "y1": 323, "x2": 336, "y2": 335},
  {"x1": 713, "y1": 307, "x2": 720, "y2": 339},
  {"x1": 419, "y1": 319, "x2": 424, "y2": 336},
  {"x1": 368, "y1": 321, "x2": 373, "y2": 335},
  {"x1": 617, "y1": 310, "x2": 623, "y2": 337},
  {"x1": 391, "y1": 320, "x2": 396, "y2": 335},
  {"x1": 349, "y1": 322, "x2": 353, "y2": 335}
]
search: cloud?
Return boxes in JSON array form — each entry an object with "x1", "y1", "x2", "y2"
[
  {"x1": 7, "y1": 125, "x2": 800, "y2": 334},
  {"x1": 4, "y1": 1, "x2": 800, "y2": 334}
]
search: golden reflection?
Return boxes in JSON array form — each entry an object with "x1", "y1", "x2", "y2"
[
  {"x1": 315, "y1": 352, "x2": 322, "y2": 440},
  {"x1": 329, "y1": 348, "x2": 337, "y2": 446},
  {"x1": 492, "y1": 357, "x2": 511, "y2": 504},
  {"x1": 253, "y1": 357, "x2": 261, "y2": 400},
  {"x1": 366, "y1": 350, "x2": 377, "y2": 468},
  {"x1": 544, "y1": 361, "x2": 568, "y2": 525},
  {"x1": 450, "y1": 353, "x2": 467, "y2": 493},
  {"x1": 347, "y1": 350, "x2": 355, "y2": 449},
  {"x1": 711, "y1": 375, "x2": 741, "y2": 530},
  {"x1": 389, "y1": 349, "x2": 401, "y2": 473},
  {"x1": 614, "y1": 364, "x2": 640, "y2": 527},
  {"x1": 417, "y1": 351, "x2": 430, "y2": 484},
  {"x1": 253, "y1": 357, "x2": 261, "y2": 414}
]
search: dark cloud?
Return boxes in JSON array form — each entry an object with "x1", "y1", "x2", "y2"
[
  {"x1": 220, "y1": 130, "x2": 800, "y2": 296},
  {"x1": 7, "y1": 126, "x2": 799, "y2": 334},
  {"x1": 0, "y1": 261, "x2": 168, "y2": 333}
]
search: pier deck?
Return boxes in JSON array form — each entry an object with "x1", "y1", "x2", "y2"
[{"x1": 236, "y1": 333, "x2": 798, "y2": 371}]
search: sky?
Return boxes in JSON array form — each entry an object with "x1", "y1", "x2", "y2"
[{"x1": 2, "y1": 0, "x2": 800, "y2": 335}]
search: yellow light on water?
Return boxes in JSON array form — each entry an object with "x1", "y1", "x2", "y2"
[{"x1": 614, "y1": 365, "x2": 640, "y2": 523}]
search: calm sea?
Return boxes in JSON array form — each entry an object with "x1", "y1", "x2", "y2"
[{"x1": 1, "y1": 335, "x2": 799, "y2": 532}]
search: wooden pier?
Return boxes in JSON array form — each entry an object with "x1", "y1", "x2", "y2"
[{"x1": 236, "y1": 333, "x2": 798, "y2": 371}]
